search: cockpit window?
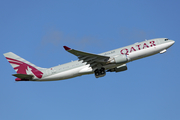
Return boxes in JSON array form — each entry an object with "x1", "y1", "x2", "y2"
[{"x1": 165, "y1": 39, "x2": 168, "y2": 41}]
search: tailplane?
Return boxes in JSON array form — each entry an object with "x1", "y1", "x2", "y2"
[{"x1": 4, "y1": 52, "x2": 45, "y2": 81}]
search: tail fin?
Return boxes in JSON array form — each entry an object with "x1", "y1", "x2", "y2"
[{"x1": 4, "y1": 52, "x2": 44, "y2": 81}]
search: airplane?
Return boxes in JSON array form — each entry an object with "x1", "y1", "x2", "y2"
[{"x1": 3, "y1": 38, "x2": 175, "y2": 81}]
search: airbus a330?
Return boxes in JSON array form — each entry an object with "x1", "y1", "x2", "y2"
[{"x1": 4, "y1": 38, "x2": 175, "y2": 81}]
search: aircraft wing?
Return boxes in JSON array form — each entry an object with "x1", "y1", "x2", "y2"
[{"x1": 63, "y1": 46, "x2": 110, "y2": 68}]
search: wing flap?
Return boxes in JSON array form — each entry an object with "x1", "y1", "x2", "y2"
[{"x1": 63, "y1": 46, "x2": 110, "y2": 68}]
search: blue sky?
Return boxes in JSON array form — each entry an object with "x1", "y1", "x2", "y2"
[{"x1": 1, "y1": 0, "x2": 180, "y2": 120}]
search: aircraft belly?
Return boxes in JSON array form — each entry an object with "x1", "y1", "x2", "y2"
[
  {"x1": 39, "y1": 66, "x2": 86, "y2": 81},
  {"x1": 78, "y1": 65, "x2": 93, "y2": 74}
]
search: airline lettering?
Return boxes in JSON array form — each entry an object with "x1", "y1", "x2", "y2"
[{"x1": 120, "y1": 41, "x2": 156, "y2": 55}]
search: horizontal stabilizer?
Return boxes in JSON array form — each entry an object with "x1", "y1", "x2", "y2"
[{"x1": 12, "y1": 74, "x2": 34, "y2": 79}]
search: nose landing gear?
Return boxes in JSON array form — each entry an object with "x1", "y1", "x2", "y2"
[{"x1": 94, "y1": 67, "x2": 106, "y2": 78}]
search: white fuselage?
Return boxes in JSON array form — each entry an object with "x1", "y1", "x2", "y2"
[{"x1": 35, "y1": 38, "x2": 174, "y2": 81}]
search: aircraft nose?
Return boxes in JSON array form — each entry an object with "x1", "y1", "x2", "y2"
[{"x1": 170, "y1": 40, "x2": 175, "y2": 45}]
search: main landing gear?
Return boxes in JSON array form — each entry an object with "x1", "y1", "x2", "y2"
[{"x1": 94, "y1": 67, "x2": 106, "y2": 78}]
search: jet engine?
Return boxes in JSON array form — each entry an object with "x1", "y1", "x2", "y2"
[
  {"x1": 107, "y1": 64, "x2": 127, "y2": 72},
  {"x1": 109, "y1": 55, "x2": 128, "y2": 64}
]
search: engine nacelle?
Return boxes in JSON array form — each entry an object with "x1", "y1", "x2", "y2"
[
  {"x1": 107, "y1": 64, "x2": 127, "y2": 72},
  {"x1": 109, "y1": 55, "x2": 128, "y2": 64}
]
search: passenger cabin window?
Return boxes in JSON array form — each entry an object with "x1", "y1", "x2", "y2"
[{"x1": 165, "y1": 39, "x2": 168, "y2": 41}]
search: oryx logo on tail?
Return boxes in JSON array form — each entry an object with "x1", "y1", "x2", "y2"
[
  {"x1": 6, "y1": 57, "x2": 43, "y2": 78},
  {"x1": 4, "y1": 52, "x2": 43, "y2": 79}
]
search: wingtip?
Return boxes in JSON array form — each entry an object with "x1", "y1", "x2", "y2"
[{"x1": 63, "y1": 46, "x2": 71, "y2": 51}]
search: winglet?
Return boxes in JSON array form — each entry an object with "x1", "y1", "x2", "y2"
[{"x1": 63, "y1": 46, "x2": 71, "y2": 51}]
